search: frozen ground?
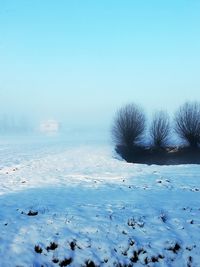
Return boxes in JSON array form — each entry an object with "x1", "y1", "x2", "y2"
[{"x1": 0, "y1": 135, "x2": 199, "y2": 267}]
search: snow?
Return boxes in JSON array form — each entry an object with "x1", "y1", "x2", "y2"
[{"x1": 0, "y1": 135, "x2": 199, "y2": 267}]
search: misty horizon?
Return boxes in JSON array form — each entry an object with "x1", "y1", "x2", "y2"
[{"x1": 1, "y1": 1, "x2": 200, "y2": 133}]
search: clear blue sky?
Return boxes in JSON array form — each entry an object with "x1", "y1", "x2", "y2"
[{"x1": 0, "y1": 0, "x2": 200, "y2": 128}]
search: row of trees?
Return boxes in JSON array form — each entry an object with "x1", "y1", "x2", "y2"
[
  {"x1": 112, "y1": 101, "x2": 200, "y2": 151},
  {"x1": 0, "y1": 115, "x2": 32, "y2": 134}
]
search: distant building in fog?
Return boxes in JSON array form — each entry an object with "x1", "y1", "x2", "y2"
[{"x1": 40, "y1": 119, "x2": 60, "y2": 133}]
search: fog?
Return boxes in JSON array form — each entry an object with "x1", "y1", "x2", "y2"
[
  {"x1": 0, "y1": 88, "x2": 114, "y2": 138},
  {"x1": 1, "y1": 1, "x2": 200, "y2": 139},
  {"x1": 0, "y1": 86, "x2": 199, "y2": 139}
]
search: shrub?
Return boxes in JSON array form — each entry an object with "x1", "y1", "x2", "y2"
[
  {"x1": 174, "y1": 101, "x2": 200, "y2": 148},
  {"x1": 112, "y1": 103, "x2": 146, "y2": 149},
  {"x1": 150, "y1": 111, "x2": 170, "y2": 148}
]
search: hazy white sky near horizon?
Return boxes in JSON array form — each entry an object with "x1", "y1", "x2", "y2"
[{"x1": 0, "y1": 0, "x2": 200, "y2": 128}]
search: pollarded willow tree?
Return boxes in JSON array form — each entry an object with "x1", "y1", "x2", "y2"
[
  {"x1": 174, "y1": 101, "x2": 200, "y2": 148},
  {"x1": 150, "y1": 111, "x2": 171, "y2": 148},
  {"x1": 112, "y1": 103, "x2": 146, "y2": 149}
]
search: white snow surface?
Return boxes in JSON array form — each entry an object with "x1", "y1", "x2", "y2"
[{"x1": 0, "y1": 136, "x2": 199, "y2": 267}]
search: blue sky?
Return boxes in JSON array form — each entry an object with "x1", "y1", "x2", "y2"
[{"x1": 0, "y1": 0, "x2": 200, "y2": 128}]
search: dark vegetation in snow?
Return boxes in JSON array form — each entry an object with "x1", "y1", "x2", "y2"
[
  {"x1": 34, "y1": 245, "x2": 43, "y2": 254},
  {"x1": 116, "y1": 145, "x2": 200, "y2": 165},
  {"x1": 59, "y1": 258, "x2": 73, "y2": 266},
  {"x1": 32, "y1": 231, "x2": 196, "y2": 267},
  {"x1": 21, "y1": 209, "x2": 38, "y2": 216},
  {"x1": 30, "y1": 194, "x2": 199, "y2": 267},
  {"x1": 112, "y1": 101, "x2": 200, "y2": 164},
  {"x1": 47, "y1": 241, "x2": 58, "y2": 251},
  {"x1": 27, "y1": 210, "x2": 38, "y2": 216}
]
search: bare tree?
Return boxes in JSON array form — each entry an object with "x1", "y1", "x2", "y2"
[
  {"x1": 112, "y1": 103, "x2": 146, "y2": 149},
  {"x1": 150, "y1": 111, "x2": 170, "y2": 148},
  {"x1": 174, "y1": 101, "x2": 200, "y2": 148}
]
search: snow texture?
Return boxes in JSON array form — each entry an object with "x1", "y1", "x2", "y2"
[{"x1": 0, "y1": 136, "x2": 199, "y2": 267}]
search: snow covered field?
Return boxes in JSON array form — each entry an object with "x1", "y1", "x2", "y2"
[{"x1": 0, "y1": 135, "x2": 199, "y2": 267}]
